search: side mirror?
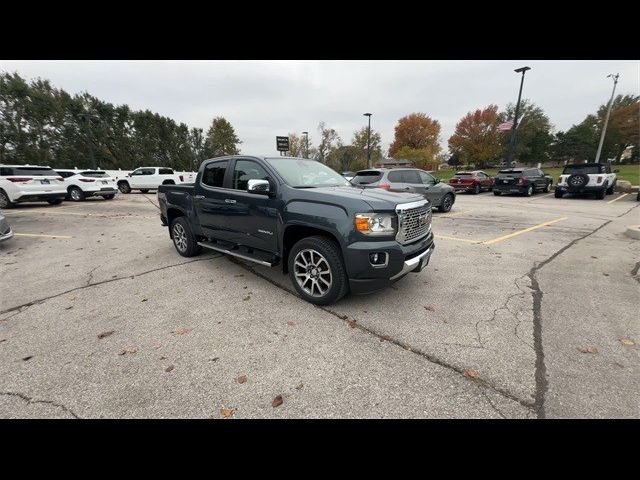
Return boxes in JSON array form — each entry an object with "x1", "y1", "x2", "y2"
[{"x1": 247, "y1": 179, "x2": 270, "y2": 195}]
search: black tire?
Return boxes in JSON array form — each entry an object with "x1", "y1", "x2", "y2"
[
  {"x1": 68, "y1": 186, "x2": 85, "y2": 202},
  {"x1": 170, "y1": 217, "x2": 202, "y2": 257},
  {"x1": 596, "y1": 188, "x2": 606, "y2": 200},
  {"x1": 118, "y1": 181, "x2": 131, "y2": 194},
  {"x1": 104, "y1": 194, "x2": 115, "y2": 200},
  {"x1": 140, "y1": 189, "x2": 150, "y2": 193},
  {"x1": 473, "y1": 184, "x2": 480, "y2": 194},
  {"x1": 288, "y1": 235, "x2": 348, "y2": 305},
  {"x1": 439, "y1": 193, "x2": 454, "y2": 213},
  {"x1": 606, "y1": 182, "x2": 615, "y2": 195},
  {"x1": 493, "y1": 190, "x2": 501, "y2": 196},
  {"x1": 47, "y1": 199, "x2": 63, "y2": 205},
  {"x1": 524, "y1": 185, "x2": 533, "y2": 197},
  {"x1": 0, "y1": 189, "x2": 15, "y2": 208},
  {"x1": 554, "y1": 189, "x2": 564, "y2": 198}
]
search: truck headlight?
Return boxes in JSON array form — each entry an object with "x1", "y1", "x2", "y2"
[{"x1": 355, "y1": 213, "x2": 395, "y2": 235}]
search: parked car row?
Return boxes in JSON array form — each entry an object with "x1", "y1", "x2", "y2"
[
  {"x1": 344, "y1": 163, "x2": 622, "y2": 206},
  {"x1": 0, "y1": 165, "x2": 194, "y2": 208}
]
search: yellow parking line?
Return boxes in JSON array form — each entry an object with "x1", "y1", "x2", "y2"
[
  {"x1": 607, "y1": 193, "x2": 629, "y2": 204},
  {"x1": 14, "y1": 233, "x2": 72, "y2": 239},
  {"x1": 435, "y1": 235, "x2": 480, "y2": 243},
  {"x1": 529, "y1": 193, "x2": 553, "y2": 200},
  {"x1": 436, "y1": 209, "x2": 473, "y2": 218},
  {"x1": 483, "y1": 217, "x2": 568, "y2": 245}
]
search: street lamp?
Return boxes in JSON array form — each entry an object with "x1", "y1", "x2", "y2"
[
  {"x1": 79, "y1": 112, "x2": 101, "y2": 170},
  {"x1": 363, "y1": 113, "x2": 372, "y2": 168},
  {"x1": 594, "y1": 73, "x2": 620, "y2": 164},
  {"x1": 505, "y1": 66, "x2": 531, "y2": 166},
  {"x1": 302, "y1": 131, "x2": 309, "y2": 159}
]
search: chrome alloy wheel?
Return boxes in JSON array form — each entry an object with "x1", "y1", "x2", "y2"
[
  {"x1": 172, "y1": 223, "x2": 188, "y2": 253},
  {"x1": 293, "y1": 249, "x2": 332, "y2": 297}
]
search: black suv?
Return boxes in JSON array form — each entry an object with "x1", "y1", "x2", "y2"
[{"x1": 493, "y1": 168, "x2": 552, "y2": 197}]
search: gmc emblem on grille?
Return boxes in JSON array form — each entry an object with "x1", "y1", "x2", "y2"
[{"x1": 418, "y1": 213, "x2": 429, "y2": 225}]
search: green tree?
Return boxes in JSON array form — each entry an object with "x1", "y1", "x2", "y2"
[
  {"x1": 351, "y1": 126, "x2": 383, "y2": 166},
  {"x1": 498, "y1": 100, "x2": 553, "y2": 165},
  {"x1": 204, "y1": 117, "x2": 242, "y2": 158},
  {"x1": 314, "y1": 122, "x2": 341, "y2": 164}
]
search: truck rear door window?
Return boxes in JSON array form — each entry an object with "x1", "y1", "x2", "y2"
[
  {"x1": 158, "y1": 168, "x2": 174, "y2": 175},
  {"x1": 202, "y1": 161, "x2": 228, "y2": 188}
]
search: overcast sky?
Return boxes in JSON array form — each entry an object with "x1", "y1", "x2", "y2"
[{"x1": 1, "y1": 60, "x2": 638, "y2": 155}]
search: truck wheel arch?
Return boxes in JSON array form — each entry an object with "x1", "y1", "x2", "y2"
[
  {"x1": 167, "y1": 207, "x2": 187, "y2": 236},
  {"x1": 281, "y1": 224, "x2": 343, "y2": 274}
]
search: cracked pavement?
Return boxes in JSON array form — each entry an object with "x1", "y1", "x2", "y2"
[{"x1": 0, "y1": 191, "x2": 638, "y2": 418}]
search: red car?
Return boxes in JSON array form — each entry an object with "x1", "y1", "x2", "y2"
[{"x1": 448, "y1": 171, "x2": 494, "y2": 194}]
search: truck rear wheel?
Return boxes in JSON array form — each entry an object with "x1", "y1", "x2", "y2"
[
  {"x1": 118, "y1": 181, "x2": 131, "y2": 194},
  {"x1": 288, "y1": 236, "x2": 348, "y2": 305},
  {"x1": 170, "y1": 217, "x2": 202, "y2": 257}
]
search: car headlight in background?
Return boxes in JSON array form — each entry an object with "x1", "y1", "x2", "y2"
[{"x1": 355, "y1": 213, "x2": 395, "y2": 235}]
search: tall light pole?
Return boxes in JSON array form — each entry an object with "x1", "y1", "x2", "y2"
[
  {"x1": 363, "y1": 113, "x2": 372, "y2": 168},
  {"x1": 594, "y1": 73, "x2": 619, "y2": 164},
  {"x1": 506, "y1": 66, "x2": 531, "y2": 166},
  {"x1": 79, "y1": 112, "x2": 100, "y2": 170},
  {"x1": 302, "y1": 131, "x2": 309, "y2": 159}
]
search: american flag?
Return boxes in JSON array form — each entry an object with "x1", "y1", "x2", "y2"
[{"x1": 498, "y1": 120, "x2": 514, "y2": 132}]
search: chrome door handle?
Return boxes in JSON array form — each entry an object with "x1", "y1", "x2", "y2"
[
  {"x1": 194, "y1": 195, "x2": 205, "y2": 199},
  {"x1": 225, "y1": 199, "x2": 236, "y2": 204}
]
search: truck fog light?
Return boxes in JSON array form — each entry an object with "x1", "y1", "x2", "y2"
[{"x1": 369, "y1": 252, "x2": 387, "y2": 266}]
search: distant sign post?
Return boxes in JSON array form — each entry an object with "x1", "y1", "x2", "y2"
[{"x1": 276, "y1": 136, "x2": 289, "y2": 155}]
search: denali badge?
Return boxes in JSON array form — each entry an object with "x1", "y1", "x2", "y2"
[{"x1": 258, "y1": 229, "x2": 273, "y2": 235}]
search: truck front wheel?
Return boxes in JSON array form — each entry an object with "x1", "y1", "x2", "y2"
[
  {"x1": 170, "y1": 217, "x2": 202, "y2": 257},
  {"x1": 288, "y1": 236, "x2": 348, "y2": 305}
]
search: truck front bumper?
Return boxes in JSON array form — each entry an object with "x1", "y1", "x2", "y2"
[{"x1": 345, "y1": 232, "x2": 435, "y2": 295}]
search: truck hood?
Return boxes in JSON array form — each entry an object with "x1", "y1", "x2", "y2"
[{"x1": 307, "y1": 185, "x2": 425, "y2": 211}]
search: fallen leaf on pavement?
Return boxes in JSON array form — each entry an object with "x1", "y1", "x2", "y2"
[
  {"x1": 119, "y1": 347, "x2": 138, "y2": 355},
  {"x1": 425, "y1": 304, "x2": 435, "y2": 312},
  {"x1": 97, "y1": 330, "x2": 115, "y2": 339},
  {"x1": 272, "y1": 395, "x2": 283, "y2": 408},
  {"x1": 172, "y1": 328, "x2": 190, "y2": 335},
  {"x1": 243, "y1": 295, "x2": 250, "y2": 301},
  {"x1": 578, "y1": 346, "x2": 598, "y2": 354},
  {"x1": 141, "y1": 298, "x2": 148, "y2": 302},
  {"x1": 620, "y1": 337, "x2": 635, "y2": 346},
  {"x1": 339, "y1": 314, "x2": 348, "y2": 320},
  {"x1": 465, "y1": 368, "x2": 478, "y2": 379},
  {"x1": 295, "y1": 383, "x2": 304, "y2": 390},
  {"x1": 164, "y1": 365, "x2": 174, "y2": 373},
  {"x1": 0, "y1": 338, "x2": 6, "y2": 344},
  {"x1": 65, "y1": 306, "x2": 73, "y2": 310},
  {"x1": 348, "y1": 319, "x2": 357, "y2": 328},
  {"x1": 152, "y1": 343, "x2": 162, "y2": 350},
  {"x1": 22, "y1": 356, "x2": 33, "y2": 361},
  {"x1": 287, "y1": 320, "x2": 296, "y2": 326},
  {"x1": 221, "y1": 407, "x2": 234, "y2": 418},
  {"x1": 237, "y1": 374, "x2": 248, "y2": 384}
]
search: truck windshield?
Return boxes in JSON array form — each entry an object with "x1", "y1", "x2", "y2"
[{"x1": 266, "y1": 158, "x2": 350, "y2": 188}]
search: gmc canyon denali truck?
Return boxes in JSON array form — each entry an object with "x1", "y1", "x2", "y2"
[{"x1": 158, "y1": 156, "x2": 435, "y2": 305}]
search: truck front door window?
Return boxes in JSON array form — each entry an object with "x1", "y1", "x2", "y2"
[{"x1": 232, "y1": 160, "x2": 269, "y2": 190}]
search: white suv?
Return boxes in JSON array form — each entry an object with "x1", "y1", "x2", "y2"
[
  {"x1": 0, "y1": 165, "x2": 67, "y2": 208},
  {"x1": 555, "y1": 163, "x2": 617, "y2": 200},
  {"x1": 57, "y1": 169, "x2": 118, "y2": 201},
  {"x1": 117, "y1": 167, "x2": 184, "y2": 194}
]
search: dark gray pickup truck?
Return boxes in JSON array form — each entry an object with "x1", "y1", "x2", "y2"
[{"x1": 158, "y1": 155, "x2": 435, "y2": 305}]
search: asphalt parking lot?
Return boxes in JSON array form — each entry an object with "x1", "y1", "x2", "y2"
[{"x1": 1, "y1": 190, "x2": 638, "y2": 418}]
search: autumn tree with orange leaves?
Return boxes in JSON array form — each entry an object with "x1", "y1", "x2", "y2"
[
  {"x1": 388, "y1": 113, "x2": 441, "y2": 169},
  {"x1": 448, "y1": 105, "x2": 502, "y2": 168}
]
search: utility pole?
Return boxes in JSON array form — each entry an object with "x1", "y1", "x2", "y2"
[
  {"x1": 363, "y1": 113, "x2": 372, "y2": 168},
  {"x1": 594, "y1": 73, "x2": 619, "y2": 163},
  {"x1": 506, "y1": 66, "x2": 531, "y2": 166},
  {"x1": 302, "y1": 131, "x2": 309, "y2": 158}
]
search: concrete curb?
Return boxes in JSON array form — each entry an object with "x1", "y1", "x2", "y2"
[{"x1": 625, "y1": 225, "x2": 640, "y2": 240}]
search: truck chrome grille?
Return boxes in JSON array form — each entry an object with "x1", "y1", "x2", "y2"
[{"x1": 396, "y1": 200, "x2": 431, "y2": 245}]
